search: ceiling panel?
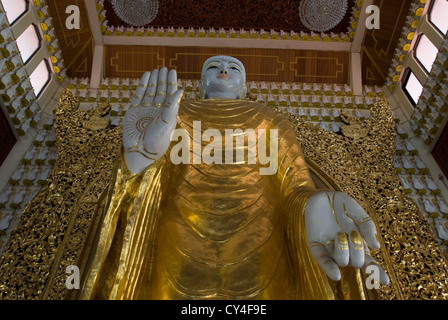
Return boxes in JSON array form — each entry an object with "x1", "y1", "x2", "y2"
[
  {"x1": 104, "y1": 45, "x2": 350, "y2": 84},
  {"x1": 103, "y1": 0, "x2": 356, "y2": 33},
  {"x1": 361, "y1": 0, "x2": 412, "y2": 86},
  {"x1": 46, "y1": 0, "x2": 94, "y2": 78}
]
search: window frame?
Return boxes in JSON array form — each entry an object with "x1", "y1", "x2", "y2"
[
  {"x1": 412, "y1": 33, "x2": 439, "y2": 74},
  {"x1": 16, "y1": 23, "x2": 42, "y2": 64},
  {"x1": 428, "y1": 0, "x2": 448, "y2": 35},
  {"x1": 1, "y1": 0, "x2": 29, "y2": 25},
  {"x1": 401, "y1": 68, "x2": 424, "y2": 106},
  {"x1": 29, "y1": 58, "x2": 52, "y2": 98}
]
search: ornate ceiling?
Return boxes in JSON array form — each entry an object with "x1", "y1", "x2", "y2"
[
  {"x1": 44, "y1": 0, "x2": 412, "y2": 87},
  {"x1": 103, "y1": 0, "x2": 355, "y2": 32}
]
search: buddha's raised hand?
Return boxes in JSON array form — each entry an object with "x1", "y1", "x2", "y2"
[
  {"x1": 305, "y1": 191, "x2": 390, "y2": 286},
  {"x1": 123, "y1": 67, "x2": 183, "y2": 174}
]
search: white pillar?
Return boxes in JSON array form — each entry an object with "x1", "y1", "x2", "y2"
[
  {"x1": 350, "y1": 52, "x2": 363, "y2": 96},
  {"x1": 90, "y1": 45, "x2": 104, "y2": 89}
]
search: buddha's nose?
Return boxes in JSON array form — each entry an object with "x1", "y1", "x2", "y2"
[{"x1": 220, "y1": 68, "x2": 228, "y2": 74}]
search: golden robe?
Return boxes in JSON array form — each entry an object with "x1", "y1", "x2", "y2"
[{"x1": 78, "y1": 99, "x2": 363, "y2": 300}]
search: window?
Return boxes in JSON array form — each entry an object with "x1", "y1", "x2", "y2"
[
  {"x1": 402, "y1": 69, "x2": 424, "y2": 105},
  {"x1": 1, "y1": 0, "x2": 28, "y2": 25},
  {"x1": 414, "y1": 34, "x2": 439, "y2": 73},
  {"x1": 429, "y1": 0, "x2": 448, "y2": 35},
  {"x1": 16, "y1": 24, "x2": 40, "y2": 63},
  {"x1": 29, "y1": 59, "x2": 51, "y2": 97}
]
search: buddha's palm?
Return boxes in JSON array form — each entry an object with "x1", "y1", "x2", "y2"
[
  {"x1": 305, "y1": 191, "x2": 390, "y2": 285},
  {"x1": 123, "y1": 68, "x2": 183, "y2": 174}
]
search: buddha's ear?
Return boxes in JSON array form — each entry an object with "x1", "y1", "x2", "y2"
[
  {"x1": 239, "y1": 82, "x2": 247, "y2": 99},
  {"x1": 199, "y1": 80, "x2": 206, "y2": 99}
]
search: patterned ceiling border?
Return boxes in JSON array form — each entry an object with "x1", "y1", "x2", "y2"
[{"x1": 95, "y1": 0, "x2": 364, "y2": 43}]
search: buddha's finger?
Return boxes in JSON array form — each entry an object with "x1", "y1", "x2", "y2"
[
  {"x1": 344, "y1": 197, "x2": 380, "y2": 250},
  {"x1": 349, "y1": 230, "x2": 365, "y2": 268},
  {"x1": 167, "y1": 69, "x2": 178, "y2": 98},
  {"x1": 154, "y1": 67, "x2": 168, "y2": 105},
  {"x1": 332, "y1": 231, "x2": 349, "y2": 267},
  {"x1": 142, "y1": 69, "x2": 159, "y2": 107},
  {"x1": 309, "y1": 242, "x2": 341, "y2": 281},
  {"x1": 357, "y1": 217, "x2": 380, "y2": 250},
  {"x1": 130, "y1": 71, "x2": 151, "y2": 108},
  {"x1": 161, "y1": 89, "x2": 183, "y2": 125}
]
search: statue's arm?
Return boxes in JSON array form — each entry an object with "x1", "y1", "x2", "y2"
[
  {"x1": 274, "y1": 112, "x2": 389, "y2": 285},
  {"x1": 123, "y1": 68, "x2": 183, "y2": 174}
]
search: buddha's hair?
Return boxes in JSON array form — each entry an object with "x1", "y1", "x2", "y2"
[{"x1": 201, "y1": 55, "x2": 246, "y2": 81}]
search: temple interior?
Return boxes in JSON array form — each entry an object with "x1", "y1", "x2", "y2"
[{"x1": 0, "y1": 0, "x2": 448, "y2": 299}]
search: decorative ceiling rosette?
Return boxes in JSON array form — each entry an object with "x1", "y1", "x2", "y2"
[
  {"x1": 110, "y1": 0, "x2": 160, "y2": 27},
  {"x1": 299, "y1": 0, "x2": 349, "y2": 32}
]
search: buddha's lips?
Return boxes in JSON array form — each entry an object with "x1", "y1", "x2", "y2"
[{"x1": 217, "y1": 75, "x2": 230, "y2": 79}]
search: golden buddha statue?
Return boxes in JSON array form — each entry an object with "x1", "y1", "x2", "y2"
[{"x1": 78, "y1": 56, "x2": 388, "y2": 300}]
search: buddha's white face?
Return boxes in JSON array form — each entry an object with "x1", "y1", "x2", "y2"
[{"x1": 201, "y1": 56, "x2": 246, "y2": 99}]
